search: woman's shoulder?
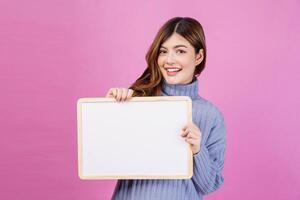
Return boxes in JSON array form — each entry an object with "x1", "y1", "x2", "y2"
[{"x1": 192, "y1": 96, "x2": 224, "y2": 121}]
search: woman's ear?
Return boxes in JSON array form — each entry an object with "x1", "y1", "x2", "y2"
[{"x1": 195, "y1": 49, "x2": 204, "y2": 65}]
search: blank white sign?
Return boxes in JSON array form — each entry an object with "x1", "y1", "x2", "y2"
[{"x1": 77, "y1": 96, "x2": 193, "y2": 179}]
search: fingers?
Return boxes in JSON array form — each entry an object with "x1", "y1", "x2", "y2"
[
  {"x1": 181, "y1": 124, "x2": 196, "y2": 138},
  {"x1": 183, "y1": 131, "x2": 200, "y2": 153},
  {"x1": 181, "y1": 126, "x2": 201, "y2": 154},
  {"x1": 181, "y1": 121, "x2": 194, "y2": 131},
  {"x1": 116, "y1": 88, "x2": 123, "y2": 101},
  {"x1": 121, "y1": 88, "x2": 132, "y2": 101},
  {"x1": 128, "y1": 89, "x2": 134, "y2": 99},
  {"x1": 181, "y1": 128, "x2": 198, "y2": 139},
  {"x1": 112, "y1": 88, "x2": 117, "y2": 98},
  {"x1": 105, "y1": 88, "x2": 114, "y2": 98},
  {"x1": 185, "y1": 138, "x2": 199, "y2": 146},
  {"x1": 106, "y1": 88, "x2": 134, "y2": 102},
  {"x1": 181, "y1": 128, "x2": 189, "y2": 137}
]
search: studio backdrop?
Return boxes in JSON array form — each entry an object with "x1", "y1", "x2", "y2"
[{"x1": 0, "y1": 0, "x2": 299, "y2": 200}]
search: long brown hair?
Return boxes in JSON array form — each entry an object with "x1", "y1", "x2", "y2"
[{"x1": 129, "y1": 17, "x2": 207, "y2": 97}]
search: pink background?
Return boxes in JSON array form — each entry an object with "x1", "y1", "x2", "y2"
[{"x1": 0, "y1": 0, "x2": 299, "y2": 199}]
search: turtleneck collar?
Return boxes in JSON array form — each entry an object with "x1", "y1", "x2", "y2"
[{"x1": 160, "y1": 77, "x2": 199, "y2": 100}]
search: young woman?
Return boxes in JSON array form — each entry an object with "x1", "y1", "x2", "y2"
[{"x1": 106, "y1": 17, "x2": 226, "y2": 200}]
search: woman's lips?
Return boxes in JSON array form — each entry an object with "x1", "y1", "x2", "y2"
[{"x1": 165, "y1": 68, "x2": 182, "y2": 76}]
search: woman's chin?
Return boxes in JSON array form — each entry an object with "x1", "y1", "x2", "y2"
[{"x1": 163, "y1": 77, "x2": 181, "y2": 85}]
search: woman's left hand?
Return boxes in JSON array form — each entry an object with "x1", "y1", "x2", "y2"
[{"x1": 181, "y1": 121, "x2": 202, "y2": 155}]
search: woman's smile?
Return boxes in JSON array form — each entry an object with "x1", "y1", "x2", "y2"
[{"x1": 164, "y1": 66, "x2": 182, "y2": 76}]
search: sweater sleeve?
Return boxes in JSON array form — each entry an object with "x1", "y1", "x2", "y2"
[{"x1": 191, "y1": 109, "x2": 226, "y2": 195}]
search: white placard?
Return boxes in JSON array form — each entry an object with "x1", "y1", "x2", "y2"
[{"x1": 77, "y1": 96, "x2": 193, "y2": 179}]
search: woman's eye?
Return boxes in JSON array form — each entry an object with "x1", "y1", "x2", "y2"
[
  {"x1": 177, "y1": 50, "x2": 186, "y2": 54},
  {"x1": 159, "y1": 50, "x2": 167, "y2": 54}
]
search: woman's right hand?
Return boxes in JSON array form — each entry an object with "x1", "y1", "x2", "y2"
[{"x1": 105, "y1": 88, "x2": 134, "y2": 102}]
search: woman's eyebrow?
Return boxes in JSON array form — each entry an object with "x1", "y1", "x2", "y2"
[{"x1": 160, "y1": 45, "x2": 188, "y2": 49}]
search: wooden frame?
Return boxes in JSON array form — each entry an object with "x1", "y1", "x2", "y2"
[{"x1": 77, "y1": 96, "x2": 193, "y2": 179}]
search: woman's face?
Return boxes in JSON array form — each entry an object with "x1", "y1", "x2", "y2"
[{"x1": 157, "y1": 32, "x2": 203, "y2": 85}]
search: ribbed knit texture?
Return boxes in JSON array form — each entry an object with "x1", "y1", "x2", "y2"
[{"x1": 111, "y1": 78, "x2": 226, "y2": 200}]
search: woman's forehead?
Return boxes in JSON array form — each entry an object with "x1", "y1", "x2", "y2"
[{"x1": 161, "y1": 33, "x2": 192, "y2": 49}]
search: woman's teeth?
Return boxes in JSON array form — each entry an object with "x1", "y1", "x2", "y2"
[
  {"x1": 166, "y1": 68, "x2": 181, "y2": 72},
  {"x1": 166, "y1": 68, "x2": 182, "y2": 76}
]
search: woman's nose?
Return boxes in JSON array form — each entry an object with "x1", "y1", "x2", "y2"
[{"x1": 166, "y1": 52, "x2": 175, "y2": 64}]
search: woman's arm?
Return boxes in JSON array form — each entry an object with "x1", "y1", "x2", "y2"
[{"x1": 191, "y1": 110, "x2": 226, "y2": 195}]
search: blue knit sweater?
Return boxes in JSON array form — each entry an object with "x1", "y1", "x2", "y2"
[{"x1": 111, "y1": 78, "x2": 226, "y2": 200}]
